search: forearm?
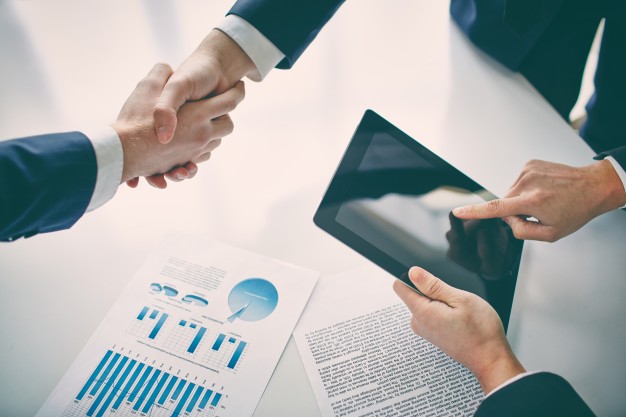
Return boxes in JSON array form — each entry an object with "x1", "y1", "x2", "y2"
[{"x1": 194, "y1": 29, "x2": 257, "y2": 93}]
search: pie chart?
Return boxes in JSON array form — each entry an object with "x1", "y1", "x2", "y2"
[{"x1": 227, "y1": 278, "x2": 278, "y2": 322}]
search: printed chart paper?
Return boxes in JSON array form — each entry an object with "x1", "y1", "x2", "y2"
[
  {"x1": 293, "y1": 265, "x2": 483, "y2": 417},
  {"x1": 37, "y1": 232, "x2": 318, "y2": 417}
]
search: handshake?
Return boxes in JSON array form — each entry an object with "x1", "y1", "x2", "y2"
[{"x1": 114, "y1": 30, "x2": 255, "y2": 189}]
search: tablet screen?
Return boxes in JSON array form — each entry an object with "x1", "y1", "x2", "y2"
[{"x1": 314, "y1": 110, "x2": 523, "y2": 329}]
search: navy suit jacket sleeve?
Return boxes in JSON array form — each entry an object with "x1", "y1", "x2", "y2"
[
  {"x1": 0, "y1": 132, "x2": 97, "y2": 241},
  {"x1": 227, "y1": 0, "x2": 345, "y2": 69},
  {"x1": 475, "y1": 372, "x2": 596, "y2": 417},
  {"x1": 596, "y1": 145, "x2": 626, "y2": 173}
]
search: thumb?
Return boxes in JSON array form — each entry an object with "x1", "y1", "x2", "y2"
[
  {"x1": 452, "y1": 196, "x2": 526, "y2": 220},
  {"x1": 408, "y1": 267, "x2": 456, "y2": 304},
  {"x1": 153, "y1": 76, "x2": 191, "y2": 144}
]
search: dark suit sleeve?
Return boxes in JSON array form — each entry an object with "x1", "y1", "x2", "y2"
[
  {"x1": 0, "y1": 132, "x2": 97, "y2": 241},
  {"x1": 474, "y1": 372, "x2": 596, "y2": 417},
  {"x1": 596, "y1": 145, "x2": 626, "y2": 172},
  {"x1": 227, "y1": 0, "x2": 345, "y2": 69}
]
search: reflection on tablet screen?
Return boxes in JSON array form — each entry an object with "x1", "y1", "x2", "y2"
[{"x1": 315, "y1": 114, "x2": 524, "y2": 330}]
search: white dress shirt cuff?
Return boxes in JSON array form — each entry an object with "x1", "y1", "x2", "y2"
[
  {"x1": 604, "y1": 156, "x2": 626, "y2": 209},
  {"x1": 83, "y1": 126, "x2": 123, "y2": 212},
  {"x1": 216, "y1": 15, "x2": 285, "y2": 82},
  {"x1": 483, "y1": 370, "x2": 540, "y2": 399}
]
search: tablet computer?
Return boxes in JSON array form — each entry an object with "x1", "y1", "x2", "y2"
[{"x1": 314, "y1": 110, "x2": 523, "y2": 330}]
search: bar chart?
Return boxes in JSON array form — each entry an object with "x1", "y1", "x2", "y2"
[
  {"x1": 62, "y1": 349, "x2": 226, "y2": 417},
  {"x1": 126, "y1": 307, "x2": 169, "y2": 340},
  {"x1": 126, "y1": 306, "x2": 248, "y2": 373},
  {"x1": 201, "y1": 333, "x2": 248, "y2": 372},
  {"x1": 163, "y1": 320, "x2": 208, "y2": 355}
]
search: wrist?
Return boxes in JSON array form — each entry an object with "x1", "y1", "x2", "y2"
[
  {"x1": 590, "y1": 159, "x2": 626, "y2": 213},
  {"x1": 201, "y1": 29, "x2": 255, "y2": 92},
  {"x1": 471, "y1": 350, "x2": 526, "y2": 394},
  {"x1": 111, "y1": 122, "x2": 146, "y2": 183}
]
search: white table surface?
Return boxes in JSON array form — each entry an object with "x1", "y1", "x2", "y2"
[{"x1": 1, "y1": 1, "x2": 624, "y2": 416}]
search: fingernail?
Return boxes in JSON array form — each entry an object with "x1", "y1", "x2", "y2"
[
  {"x1": 452, "y1": 207, "x2": 466, "y2": 215},
  {"x1": 176, "y1": 172, "x2": 186, "y2": 180},
  {"x1": 157, "y1": 126, "x2": 170, "y2": 143},
  {"x1": 188, "y1": 166, "x2": 197, "y2": 174}
]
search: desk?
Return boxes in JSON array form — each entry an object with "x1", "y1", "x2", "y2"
[{"x1": 1, "y1": 1, "x2": 624, "y2": 416}]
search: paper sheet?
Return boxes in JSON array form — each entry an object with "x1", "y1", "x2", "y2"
[
  {"x1": 37, "y1": 232, "x2": 318, "y2": 417},
  {"x1": 293, "y1": 265, "x2": 483, "y2": 417}
]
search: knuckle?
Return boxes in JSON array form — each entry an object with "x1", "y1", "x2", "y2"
[
  {"x1": 153, "y1": 62, "x2": 173, "y2": 75},
  {"x1": 526, "y1": 159, "x2": 541, "y2": 168},
  {"x1": 511, "y1": 225, "x2": 528, "y2": 240},
  {"x1": 222, "y1": 97, "x2": 238, "y2": 112},
  {"x1": 136, "y1": 77, "x2": 158, "y2": 91},
  {"x1": 169, "y1": 76, "x2": 194, "y2": 96},
  {"x1": 424, "y1": 277, "x2": 443, "y2": 297},
  {"x1": 486, "y1": 199, "x2": 502, "y2": 216},
  {"x1": 526, "y1": 191, "x2": 543, "y2": 206},
  {"x1": 200, "y1": 125, "x2": 214, "y2": 141},
  {"x1": 223, "y1": 118, "x2": 234, "y2": 135},
  {"x1": 205, "y1": 138, "x2": 222, "y2": 151}
]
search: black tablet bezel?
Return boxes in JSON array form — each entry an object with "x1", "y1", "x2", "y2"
[{"x1": 313, "y1": 109, "x2": 523, "y2": 330}]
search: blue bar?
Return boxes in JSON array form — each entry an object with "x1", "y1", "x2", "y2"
[
  {"x1": 96, "y1": 359, "x2": 137, "y2": 417},
  {"x1": 89, "y1": 353, "x2": 121, "y2": 396},
  {"x1": 179, "y1": 320, "x2": 186, "y2": 326},
  {"x1": 187, "y1": 327, "x2": 206, "y2": 353},
  {"x1": 227, "y1": 341, "x2": 247, "y2": 369},
  {"x1": 128, "y1": 366, "x2": 153, "y2": 402},
  {"x1": 87, "y1": 356, "x2": 128, "y2": 416},
  {"x1": 210, "y1": 392, "x2": 222, "y2": 408},
  {"x1": 185, "y1": 385, "x2": 204, "y2": 412},
  {"x1": 112, "y1": 363, "x2": 144, "y2": 409},
  {"x1": 172, "y1": 383, "x2": 195, "y2": 417},
  {"x1": 212, "y1": 334, "x2": 226, "y2": 351},
  {"x1": 137, "y1": 307, "x2": 149, "y2": 320},
  {"x1": 228, "y1": 337, "x2": 236, "y2": 343},
  {"x1": 133, "y1": 369, "x2": 161, "y2": 411},
  {"x1": 149, "y1": 309, "x2": 159, "y2": 319},
  {"x1": 189, "y1": 323, "x2": 197, "y2": 329},
  {"x1": 199, "y1": 390, "x2": 213, "y2": 410},
  {"x1": 172, "y1": 379, "x2": 186, "y2": 401},
  {"x1": 76, "y1": 350, "x2": 113, "y2": 400},
  {"x1": 142, "y1": 372, "x2": 170, "y2": 413},
  {"x1": 158, "y1": 375, "x2": 178, "y2": 405},
  {"x1": 149, "y1": 313, "x2": 168, "y2": 339}
]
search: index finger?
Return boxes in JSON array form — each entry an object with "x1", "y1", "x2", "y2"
[
  {"x1": 452, "y1": 196, "x2": 527, "y2": 220},
  {"x1": 193, "y1": 80, "x2": 246, "y2": 120}
]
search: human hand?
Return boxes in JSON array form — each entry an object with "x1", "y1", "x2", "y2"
[
  {"x1": 112, "y1": 63, "x2": 245, "y2": 188},
  {"x1": 153, "y1": 29, "x2": 255, "y2": 144},
  {"x1": 393, "y1": 267, "x2": 525, "y2": 394},
  {"x1": 445, "y1": 212, "x2": 521, "y2": 279},
  {"x1": 452, "y1": 159, "x2": 626, "y2": 242}
]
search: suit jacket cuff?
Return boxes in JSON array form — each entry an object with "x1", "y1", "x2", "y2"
[
  {"x1": 594, "y1": 146, "x2": 626, "y2": 209},
  {"x1": 475, "y1": 371, "x2": 595, "y2": 417},
  {"x1": 483, "y1": 370, "x2": 539, "y2": 399}
]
